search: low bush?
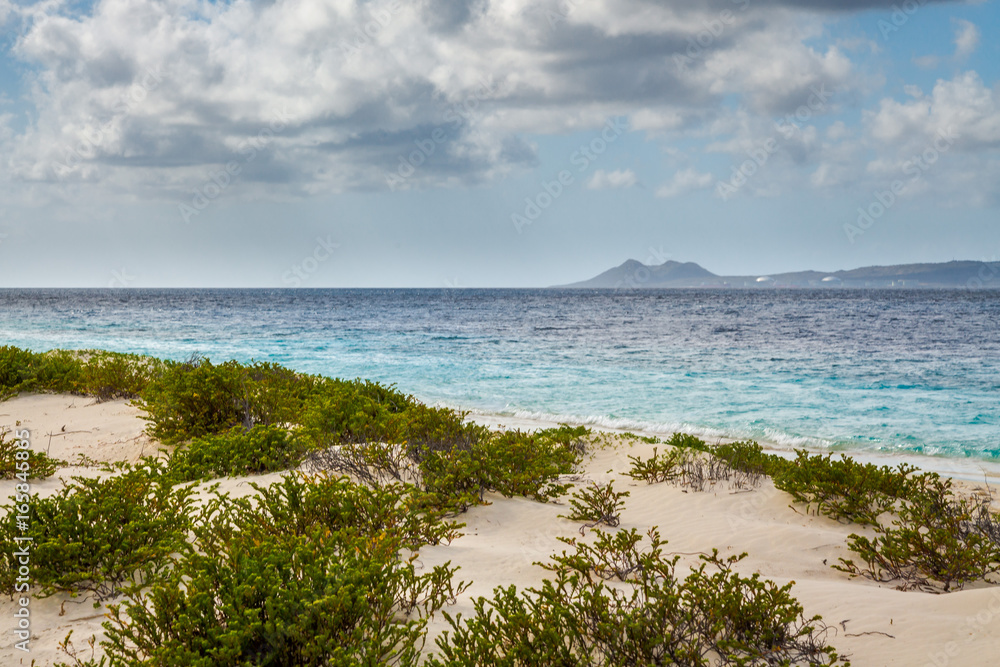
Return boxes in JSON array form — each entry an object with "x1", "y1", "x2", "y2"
[
  {"x1": 80, "y1": 351, "x2": 163, "y2": 401},
  {"x1": 165, "y1": 424, "x2": 308, "y2": 481},
  {"x1": 0, "y1": 345, "x2": 43, "y2": 398},
  {"x1": 772, "y1": 451, "x2": 920, "y2": 525},
  {"x1": 712, "y1": 440, "x2": 783, "y2": 477},
  {"x1": 138, "y1": 357, "x2": 254, "y2": 442},
  {"x1": 429, "y1": 528, "x2": 846, "y2": 666},
  {"x1": 309, "y1": 425, "x2": 585, "y2": 514},
  {"x1": 664, "y1": 432, "x2": 711, "y2": 453},
  {"x1": 55, "y1": 470, "x2": 468, "y2": 666},
  {"x1": 475, "y1": 427, "x2": 584, "y2": 502},
  {"x1": 99, "y1": 527, "x2": 458, "y2": 667},
  {"x1": 35, "y1": 349, "x2": 86, "y2": 393},
  {"x1": 203, "y1": 473, "x2": 462, "y2": 552},
  {"x1": 628, "y1": 442, "x2": 766, "y2": 492},
  {"x1": 0, "y1": 428, "x2": 61, "y2": 480},
  {"x1": 836, "y1": 474, "x2": 1000, "y2": 592},
  {"x1": 561, "y1": 480, "x2": 629, "y2": 530},
  {"x1": 0, "y1": 462, "x2": 195, "y2": 603},
  {"x1": 627, "y1": 446, "x2": 689, "y2": 484}
]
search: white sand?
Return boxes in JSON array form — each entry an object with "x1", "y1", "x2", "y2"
[{"x1": 3, "y1": 394, "x2": 1000, "y2": 665}]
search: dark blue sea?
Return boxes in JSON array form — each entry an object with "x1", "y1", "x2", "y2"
[{"x1": 2, "y1": 288, "x2": 998, "y2": 465}]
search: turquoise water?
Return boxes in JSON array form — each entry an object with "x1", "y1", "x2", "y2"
[{"x1": 1, "y1": 288, "x2": 998, "y2": 462}]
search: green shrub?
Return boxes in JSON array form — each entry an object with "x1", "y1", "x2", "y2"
[
  {"x1": 100, "y1": 528, "x2": 455, "y2": 667},
  {"x1": 418, "y1": 446, "x2": 490, "y2": 514},
  {"x1": 0, "y1": 345, "x2": 40, "y2": 398},
  {"x1": 297, "y1": 379, "x2": 479, "y2": 455},
  {"x1": 0, "y1": 428, "x2": 61, "y2": 480},
  {"x1": 204, "y1": 473, "x2": 462, "y2": 552},
  {"x1": 0, "y1": 462, "x2": 195, "y2": 603},
  {"x1": 772, "y1": 451, "x2": 919, "y2": 525},
  {"x1": 836, "y1": 474, "x2": 1000, "y2": 592},
  {"x1": 712, "y1": 440, "x2": 784, "y2": 476},
  {"x1": 664, "y1": 432, "x2": 711, "y2": 453},
  {"x1": 475, "y1": 428, "x2": 583, "y2": 502},
  {"x1": 296, "y1": 379, "x2": 410, "y2": 447},
  {"x1": 0, "y1": 346, "x2": 163, "y2": 400},
  {"x1": 35, "y1": 349, "x2": 85, "y2": 393},
  {"x1": 165, "y1": 425, "x2": 307, "y2": 481},
  {"x1": 627, "y1": 446, "x2": 690, "y2": 483},
  {"x1": 309, "y1": 425, "x2": 584, "y2": 514},
  {"x1": 80, "y1": 351, "x2": 162, "y2": 401},
  {"x1": 140, "y1": 357, "x2": 317, "y2": 442},
  {"x1": 138, "y1": 357, "x2": 250, "y2": 441},
  {"x1": 429, "y1": 528, "x2": 846, "y2": 666},
  {"x1": 59, "y1": 472, "x2": 468, "y2": 666},
  {"x1": 561, "y1": 480, "x2": 629, "y2": 530}
]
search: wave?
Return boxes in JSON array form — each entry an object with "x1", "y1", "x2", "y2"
[{"x1": 451, "y1": 405, "x2": 837, "y2": 452}]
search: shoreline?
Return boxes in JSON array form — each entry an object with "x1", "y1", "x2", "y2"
[{"x1": 464, "y1": 408, "x2": 1000, "y2": 486}]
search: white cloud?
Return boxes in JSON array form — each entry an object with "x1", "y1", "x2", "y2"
[
  {"x1": 587, "y1": 168, "x2": 638, "y2": 190},
  {"x1": 0, "y1": 0, "x2": 865, "y2": 203},
  {"x1": 656, "y1": 168, "x2": 713, "y2": 197},
  {"x1": 867, "y1": 71, "x2": 1000, "y2": 150},
  {"x1": 953, "y1": 19, "x2": 980, "y2": 60}
]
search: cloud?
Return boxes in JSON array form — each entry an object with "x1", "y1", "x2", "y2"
[
  {"x1": 656, "y1": 167, "x2": 713, "y2": 197},
  {"x1": 0, "y1": 0, "x2": 974, "y2": 209},
  {"x1": 0, "y1": 0, "x2": 872, "y2": 201},
  {"x1": 587, "y1": 168, "x2": 638, "y2": 190},
  {"x1": 953, "y1": 19, "x2": 979, "y2": 60},
  {"x1": 801, "y1": 70, "x2": 1000, "y2": 204}
]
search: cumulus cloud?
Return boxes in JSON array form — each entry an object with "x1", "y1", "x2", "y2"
[
  {"x1": 587, "y1": 168, "x2": 638, "y2": 190},
  {"x1": 0, "y1": 0, "x2": 873, "y2": 202},
  {"x1": 656, "y1": 167, "x2": 713, "y2": 197},
  {"x1": 953, "y1": 19, "x2": 980, "y2": 60}
]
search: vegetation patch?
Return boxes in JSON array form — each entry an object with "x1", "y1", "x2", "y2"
[
  {"x1": 836, "y1": 474, "x2": 1000, "y2": 592},
  {"x1": 0, "y1": 428, "x2": 61, "y2": 480},
  {"x1": 770, "y1": 451, "x2": 920, "y2": 526},
  {"x1": 164, "y1": 424, "x2": 308, "y2": 482},
  {"x1": 429, "y1": 527, "x2": 847, "y2": 666},
  {"x1": 309, "y1": 425, "x2": 585, "y2": 514},
  {"x1": 561, "y1": 480, "x2": 629, "y2": 530},
  {"x1": 0, "y1": 462, "x2": 195, "y2": 603}
]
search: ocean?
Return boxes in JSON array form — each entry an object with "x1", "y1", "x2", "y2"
[{"x1": 1, "y1": 288, "x2": 998, "y2": 467}]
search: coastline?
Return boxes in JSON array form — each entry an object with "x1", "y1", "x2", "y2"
[
  {"x1": 3, "y1": 392, "x2": 1000, "y2": 665},
  {"x1": 464, "y1": 409, "x2": 1000, "y2": 486}
]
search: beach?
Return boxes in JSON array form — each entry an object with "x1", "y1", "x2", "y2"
[{"x1": 4, "y1": 392, "x2": 999, "y2": 666}]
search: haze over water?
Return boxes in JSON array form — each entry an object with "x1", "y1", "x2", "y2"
[{"x1": 2, "y1": 288, "x2": 998, "y2": 463}]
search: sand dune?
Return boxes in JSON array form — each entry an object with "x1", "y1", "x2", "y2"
[{"x1": 3, "y1": 395, "x2": 999, "y2": 665}]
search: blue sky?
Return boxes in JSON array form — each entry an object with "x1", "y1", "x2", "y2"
[{"x1": 0, "y1": 0, "x2": 998, "y2": 287}]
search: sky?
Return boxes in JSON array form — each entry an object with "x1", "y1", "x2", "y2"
[{"x1": 0, "y1": 0, "x2": 998, "y2": 287}]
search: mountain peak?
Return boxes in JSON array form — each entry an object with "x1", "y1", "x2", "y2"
[{"x1": 557, "y1": 259, "x2": 1000, "y2": 289}]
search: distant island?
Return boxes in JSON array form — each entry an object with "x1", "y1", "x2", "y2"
[{"x1": 557, "y1": 259, "x2": 1000, "y2": 289}]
